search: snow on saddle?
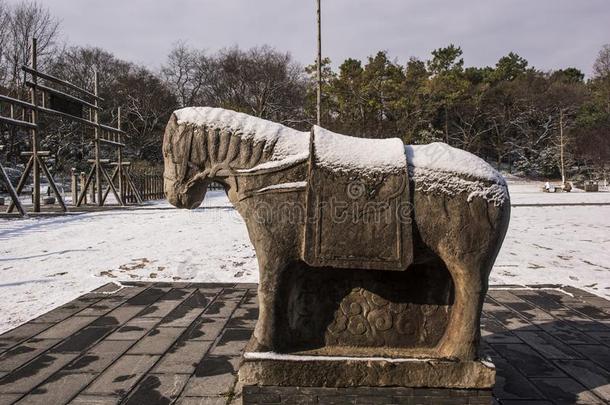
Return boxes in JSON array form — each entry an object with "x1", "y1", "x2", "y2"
[{"x1": 302, "y1": 126, "x2": 413, "y2": 271}]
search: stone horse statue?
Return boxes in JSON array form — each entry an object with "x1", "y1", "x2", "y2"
[{"x1": 164, "y1": 107, "x2": 510, "y2": 363}]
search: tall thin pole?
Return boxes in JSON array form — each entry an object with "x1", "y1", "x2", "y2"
[
  {"x1": 117, "y1": 107, "x2": 124, "y2": 204},
  {"x1": 559, "y1": 109, "x2": 565, "y2": 184},
  {"x1": 30, "y1": 37, "x2": 40, "y2": 212},
  {"x1": 93, "y1": 69, "x2": 102, "y2": 205},
  {"x1": 316, "y1": 0, "x2": 322, "y2": 126}
]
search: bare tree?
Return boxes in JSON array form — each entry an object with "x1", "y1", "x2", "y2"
[
  {"x1": 161, "y1": 42, "x2": 211, "y2": 108},
  {"x1": 593, "y1": 44, "x2": 610, "y2": 113},
  {"x1": 45, "y1": 47, "x2": 177, "y2": 165},
  {"x1": 50, "y1": 46, "x2": 131, "y2": 102},
  {"x1": 3, "y1": 0, "x2": 60, "y2": 93},
  {"x1": 207, "y1": 46, "x2": 308, "y2": 126},
  {"x1": 546, "y1": 79, "x2": 588, "y2": 182},
  {"x1": 593, "y1": 44, "x2": 610, "y2": 78},
  {"x1": 121, "y1": 67, "x2": 177, "y2": 160},
  {"x1": 450, "y1": 90, "x2": 493, "y2": 154},
  {"x1": 161, "y1": 44, "x2": 309, "y2": 128},
  {"x1": 0, "y1": 0, "x2": 9, "y2": 86}
]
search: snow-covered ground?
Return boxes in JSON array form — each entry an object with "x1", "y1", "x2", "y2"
[
  {"x1": 508, "y1": 182, "x2": 610, "y2": 205},
  {"x1": 1, "y1": 183, "x2": 609, "y2": 334},
  {"x1": 491, "y1": 180, "x2": 610, "y2": 298},
  {"x1": 0, "y1": 191, "x2": 256, "y2": 334}
]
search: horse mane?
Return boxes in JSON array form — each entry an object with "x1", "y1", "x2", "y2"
[{"x1": 172, "y1": 107, "x2": 310, "y2": 172}]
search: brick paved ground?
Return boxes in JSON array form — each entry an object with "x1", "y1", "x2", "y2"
[{"x1": 0, "y1": 282, "x2": 608, "y2": 405}]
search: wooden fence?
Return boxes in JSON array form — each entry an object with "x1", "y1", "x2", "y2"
[
  {"x1": 124, "y1": 173, "x2": 164, "y2": 203},
  {"x1": 208, "y1": 181, "x2": 224, "y2": 190}
]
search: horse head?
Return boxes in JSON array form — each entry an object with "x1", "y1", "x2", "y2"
[{"x1": 163, "y1": 107, "x2": 309, "y2": 209}]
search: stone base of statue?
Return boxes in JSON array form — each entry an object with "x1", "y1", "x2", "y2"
[
  {"x1": 239, "y1": 345, "x2": 495, "y2": 405},
  {"x1": 242, "y1": 386, "x2": 493, "y2": 405}
]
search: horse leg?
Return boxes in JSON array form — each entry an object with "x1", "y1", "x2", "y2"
[
  {"x1": 437, "y1": 257, "x2": 485, "y2": 361},
  {"x1": 249, "y1": 252, "x2": 287, "y2": 353}
]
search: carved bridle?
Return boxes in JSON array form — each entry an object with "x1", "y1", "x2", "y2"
[{"x1": 183, "y1": 161, "x2": 234, "y2": 189}]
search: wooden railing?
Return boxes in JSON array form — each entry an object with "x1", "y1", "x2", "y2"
[{"x1": 125, "y1": 173, "x2": 164, "y2": 203}]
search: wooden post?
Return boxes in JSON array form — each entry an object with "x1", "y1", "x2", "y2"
[
  {"x1": 38, "y1": 155, "x2": 67, "y2": 211},
  {"x1": 93, "y1": 70, "x2": 102, "y2": 205},
  {"x1": 30, "y1": 37, "x2": 40, "y2": 212},
  {"x1": 6, "y1": 156, "x2": 33, "y2": 213},
  {"x1": 126, "y1": 168, "x2": 131, "y2": 203},
  {"x1": 124, "y1": 173, "x2": 130, "y2": 203},
  {"x1": 559, "y1": 108, "x2": 566, "y2": 184},
  {"x1": 316, "y1": 0, "x2": 322, "y2": 126},
  {"x1": 131, "y1": 172, "x2": 143, "y2": 203},
  {"x1": 146, "y1": 174, "x2": 150, "y2": 200},
  {"x1": 71, "y1": 168, "x2": 77, "y2": 205},
  {"x1": 79, "y1": 171, "x2": 87, "y2": 204},
  {"x1": 117, "y1": 107, "x2": 125, "y2": 204},
  {"x1": 1, "y1": 162, "x2": 26, "y2": 216},
  {"x1": 90, "y1": 174, "x2": 96, "y2": 203},
  {"x1": 0, "y1": 146, "x2": 26, "y2": 217}
]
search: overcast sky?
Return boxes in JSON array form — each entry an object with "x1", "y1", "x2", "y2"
[{"x1": 19, "y1": 0, "x2": 610, "y2": 76}]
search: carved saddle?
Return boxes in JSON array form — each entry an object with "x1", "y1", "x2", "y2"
[{"x1": 302, "y1": 126, "x2": 413, "y2": 271}]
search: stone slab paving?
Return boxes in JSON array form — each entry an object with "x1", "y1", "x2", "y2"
[{"x1": 0, "y1": 282, "x2": 607, "y2": 404}]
